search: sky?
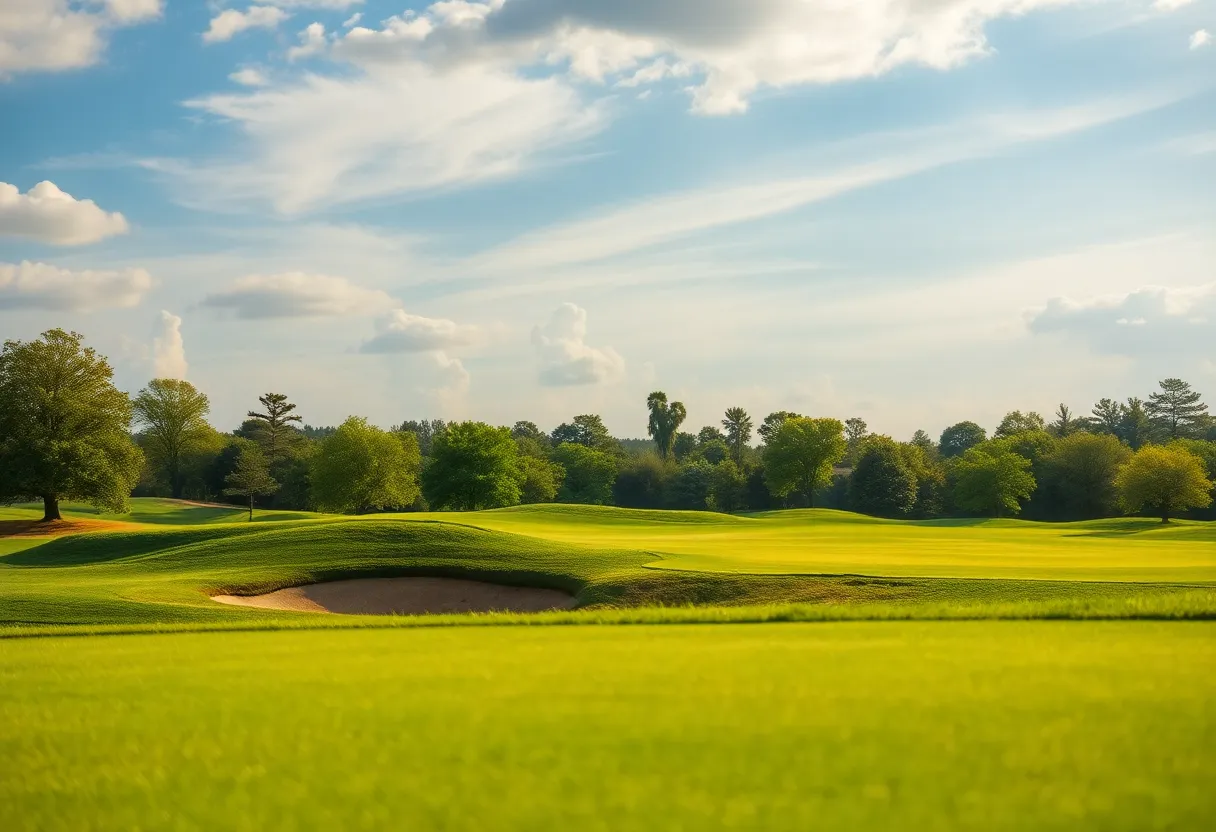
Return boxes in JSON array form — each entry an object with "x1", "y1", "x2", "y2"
[{"x1": 1, "y1": 0, "x2": 1213, "y2": 440}]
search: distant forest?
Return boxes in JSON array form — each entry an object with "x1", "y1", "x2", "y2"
[{"x1": 2, "y1": 329, "x2": 1213, "y2": 523}]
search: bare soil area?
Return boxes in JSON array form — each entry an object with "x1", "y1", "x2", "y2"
[
  {"x1": 212, "y1": 577, "x2": 577, "y2": 615},
  {"x1": 0, "y1": 519, "x2": 143, "y2": 539}
]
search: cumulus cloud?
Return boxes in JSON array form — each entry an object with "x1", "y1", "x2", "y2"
[
  {"x1": 1028, "y1": 284, "x2": 1216, "y2": 358},
  {"x1": 360, "y1": 308, "x2": 480, "y2": 353},
  {"x1": 153, "y1": 310, "x2": 188, "y2": 379},
  {"x1": 0, "y1": 180, "x2": 129, "y2": 245},
  {"x1": 531, "y1": 302, "x2": 624, "y2": 386},
  {"x1": 200, "y1": 272, "x2": 395, "y2": 318},
  {"x1": 0, "y1": 0, "x2": 162, "y2": 77},
  {"x1": 203, "y1": 6, "x2": 290, "y2": 44},
  {"x1": 1191, "y1": 30, "x2": 1211, "y2": 50},
  {"x1": 229, "y1": 67, "x2": 269, "y2": 86},
  {"x1": 287, "y1": 22, "x2": 328, "y2": 60},
  {"x1": 0, "y1": 260, "x2": 152, "y2": 310}
]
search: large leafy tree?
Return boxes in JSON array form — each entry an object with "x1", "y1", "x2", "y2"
[
  {"x1": 1115, "y1": 445, "x2": 1212, "y2": 523},
  {"x1": 707, "y1": 459, "x2": 747, "y2": 512},
  {"x1": 518, "y1": 455, "x2": 564, "y2": 504},
  {"x1": 612, "y1": 453, "x2": 670, "y2": 509},
  {"x1": 994, "y1": 410, "x2": 1046, "y2": 439},
  {"x1": 843, "y1": 417, "x2": 869, "y2": 465},
  {"x1": 1041, "y1": 433, "x2": 1132, "y2": 519},
  {"x1": 551, "y1": 414, "x2": 614, "y2": 451},
  {"x1": 223, "y1": 447, "x2": 279, "y2": 521},
  {"x1": 246, "y1": 392, "x2": 303, "y2": 462},
  {"x1": 1147, "y1": 378, "x2": 1209, "y2": 439},
  {"x1": 423, "y1": 422, "x2": 523, "y2": 510},
  {"x1": 395, "y1": 419, "x2": 447, "y2": 456},
  {"x1": 1119, "y1": 398, "x2": 1153, "y2": 450},
  {"x1": 311, "y1": 416, "x2": 421, "y2": 513},
  {"x1": 757, "y1": 411, "x2": 800, "y2": 445},
  {"x1": 848, "y1": 437, "x2": 917, "y2": 518},
  {"x1": 939, "y1": 421, "x2": 986, "y2": 458},
  {"x1": 762, "y1": 417, "x2": 846, "y2": 507},
  {"x1": 551, "y1": 442, "x2": 617, "y2": 505},
  {"x1": 133, "y1": 378, "x2": 214, "y2": 499},
  {"x1": 647, "y1": 392, "x2": 687, "y2": 460},
  {"x1": 721, "y1": 407, "x2": 753, "y2": 465},
  {"x1": 950, "y1": 444, "x2": 1036, "y2": 517},
  {"x1": 0, "y1": 330, "x2": 143, "y2": 521}
]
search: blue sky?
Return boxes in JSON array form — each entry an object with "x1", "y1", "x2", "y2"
[{"x1": 1, "y1": 0, "x2": 1213, "y2": 439}]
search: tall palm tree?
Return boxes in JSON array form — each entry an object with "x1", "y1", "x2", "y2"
[
  {"x1": 647, "y1": 391, "x2": 687, "y2": 460},
  {"x1": 721, "y1": 407, "x2": 753, "y2": 465}
]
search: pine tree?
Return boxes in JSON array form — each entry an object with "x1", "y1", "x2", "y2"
[
  {"x1": 223, "y1": 447, "x2": 279, "y2": 521},
  {"x1": 247, "y1": 393, "x2": 303, "y2": 462},
  {"x1": 1146, "y1": 379, "x2": 1209, "y2": 439}
]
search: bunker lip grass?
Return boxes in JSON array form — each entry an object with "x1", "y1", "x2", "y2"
[{"x1": 212, "y1": 576, "x2": 576, "y2": 615}]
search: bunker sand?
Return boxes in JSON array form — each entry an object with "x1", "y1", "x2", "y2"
[{"x1": 213, "y1": 577, "x2": 577, "y2": 615}]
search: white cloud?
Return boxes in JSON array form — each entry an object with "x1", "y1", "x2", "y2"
[
  {"x1": 203, "y1": 6, "x2": 290, "y2": 44},
  {"x1": 1028, "y1": 283, "x2": 1216, "y2": 357},
  {"x1": 0, "y1": 181, "x2": 129, "y2": 245},
  {"x1": 1153, "y1": 0, "x2": 1194, "y2": 10},
  {"x1": 153, "y1": 310, "x2": 188, "y2": 380},
  {"x1": 1191, "y1": 30, "x2": 1211, "y2": 50},
  {"x1": 229, "y1": 67, "x2": 269, "y2": 86},
  {"x1": 180, "y1": 60, "x2": 603, "y2": 213},
  {"x1": 286, "y1": 22, "x2": 327, "y2": 60},
  {"x1": 360, "y1": 308, "x2": 479, "y2": 353},
  {"x1": 0, "y1": 261, "x2": 152, "y2": 311},
  {"x1": 342, "y1": 12, "x2": 362, "y2": 28},
  {"x1": 0, "y1": 0, "x2": 161, "y2": 77},
  {"x1": 200, "y1": 272, "x2": 396, "y2": 318},
  {"x1": 531, "y1": 303, "x2": 624, "y2": 386}
]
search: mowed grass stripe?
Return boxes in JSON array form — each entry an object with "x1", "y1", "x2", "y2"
[{"x1": 1, "y1": 622, "x2": 1213, "y2": 831}]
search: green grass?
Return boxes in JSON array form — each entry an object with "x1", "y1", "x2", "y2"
[
  {"x1": 2, "y1": 622, "x2": 1213, "y2": 831},
  {"x1": 1, "y1": 499, "x2": 1214, "y2": 630},
  {"x1": 2, "y1": 497, "x2": 320, "y2": 525}
]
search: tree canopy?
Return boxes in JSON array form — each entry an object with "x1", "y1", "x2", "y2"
[
  {"x1": 423, "y1": 422, "x2": 523, "y2": 510},
  {"x1": 133, "y1": 378, "x2": 215, "y2": 499},
  {"x1": 310, "y1": 417, "x2": 421, "y2": 513},
  {"x1": 951, "y1": 444, "x2": 1036, "y2": 517},
  {"x1": 223, "y1": 446, "x2": 279, "y2": 521},
  {"x1": 1147, "y1": 378, "x2": 1209, "y2": 440},
  {"x1": 647, "y1": 392, "x2": 687, "y2": 460},
  {"x1": 0, "y1": 329, "x2": 142, "y2": 521},
  {"x1": 721, "y1": 407, "x2": 753, "y2": 465},
  {"x1": 551, "y1": 442, "x2": 617, "y2": 505},
  {"x1": 849, "y1": 437, "x2": 917, "y2": 518},
  {"x1": 762, "y1": 417, "x2": 845, "y2": 507},
  {"x1": 939, "y1": 421, "x2": 986, "y2": 458},
  {"x1": 1115, "y1": 445, "x2": 1212, "y2": 523},
  {"x1": 246, "y1": 392, "x2": 304, "y2": 462}
]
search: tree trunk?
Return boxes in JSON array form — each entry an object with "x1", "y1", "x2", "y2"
[
  {"x1": 248, "y1": 494, "x2": 254, "y2": 522},
  {"x1": 41, "y1": 495, "x2": 62, "y2": 522}
]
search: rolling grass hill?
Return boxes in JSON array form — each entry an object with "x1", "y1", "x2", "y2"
[{"x1": 1, "y1": 499, "x2": 1213, "y2": 631}]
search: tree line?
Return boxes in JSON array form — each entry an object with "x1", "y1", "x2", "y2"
[{"x1": 1, "y1": 329, "x2": 1213, "y2": 524}]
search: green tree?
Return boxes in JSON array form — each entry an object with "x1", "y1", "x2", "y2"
[
  {"x1": 423, "y1": 422, "x2": 522, "y2": 510},
  {"x1": 939, "y1": 421, "x2": 986, "y2": 458},
  {"x1": 223, "y1": 447, "x2": 279, "y2": 521},
  {"x1": 757, "y1": 411, "x2": 800, "y2": 445},
  {"x1": 1090, "y1": 398, "x2": 1124, "y2": 436},
  {"x1": 551, "y1": 442, "x2": 617, "y2": 505},
  {"x1": 951, "y1": 444, "x2": 1036, "y2": 517},
  {"x1": 0, "y1": 329, "x2": 142, "y2": 521},
  {"x1": 848, "y1": 437, "x2": 917, "y2": 518},
  {"x1": 910, "y1": 430, "x2": 936, "y2": 455},
  {"x1": 698, "y1": 438, "x2": 729, "y2": 465},
  {"x1": 311, "y1": 416, "x2": 422, "y2": 513},
  {"x1": 612, "y1": 453, "x2": 670, "y2": 508},
  {"x1": 673, "y1": 431, "x2": 698, "y2": 460},
  {"x1": 1115, "y1": 445, "x2": 1212, "y2": 523},
  {"x1": 518, "y1": 455, "x2": 563, "y2": 504},
  {"x1": 647, "y1": 392, "x2": 687, "y2": 460},
  {"x1": 1147, "y1": 378, "x2": 1209, "y2": 440},
  {"x1": 762, "y1": 417, "x2": 846, "y2": 507},
  {"x1": 994, "y1": 411, "x2": 1046, "y2": 439},
  {"x1": 133, "y1": 378, "x2": 214, "y2": 499},
  {"x1": 551, "y1": 414, "x2": 614, "y2": 450},
  {"x1": 1048, "y1": 403, "x2": 1079, "y2": 437},
  {"x1": 721, "y1": 407, "x2": 753, "y2": 465},
  {"x1": 1041, "y1": 433, "x2": 1132, "y2": 519},
  {"x1": 395, "y1": 419, "x2": 446, "y2": 456},
  {"x1": 667, "y1": 459, "x2": 715, "y2": 510},
  {"x1": 246, "y1": 392, "x2": 304, "y2": 462},
  {"x1": 1119, "y1": 398, "x2": 1152, "y2": 450},
  {"x1": 707, "y1": 459, "x2": 747, "y2": 512},
  {"x1": 511, "y1": 421, "x2": 545, "y2": 443},
  {"x1": 697, "y1": 425, "x2": 726, "y2": 445},
  {"x1": 843, "y1": 417, "x2": 869, "y2": 465}
]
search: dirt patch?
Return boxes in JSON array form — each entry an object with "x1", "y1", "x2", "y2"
[
  {"x1": 0, "y1": 519, "x2": 143, "y2": 539},
  {"x1": 212, "y1": 577, "x2": 577, "y2": 616}
]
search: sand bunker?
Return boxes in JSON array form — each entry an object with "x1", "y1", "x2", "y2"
[{"x1": 213, "y1": 577, "x2": 577, "y2": 616}]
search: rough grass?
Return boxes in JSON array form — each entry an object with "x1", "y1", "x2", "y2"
[{"x1": 2, "y1": 622, "x2": 1213, "y2": 831}]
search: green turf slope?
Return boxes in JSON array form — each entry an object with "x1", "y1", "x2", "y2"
[{"x1": 2, "y1": 622, "x2": 1213, "y2": 831}]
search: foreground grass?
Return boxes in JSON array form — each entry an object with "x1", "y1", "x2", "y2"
[{"x1": 2, "y1": 622, "x2": 1213, "y2": 831}]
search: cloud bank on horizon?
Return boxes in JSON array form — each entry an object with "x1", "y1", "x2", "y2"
[{"x1": 0, "y1": 0, "x2": 1213, "y2": 436}]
